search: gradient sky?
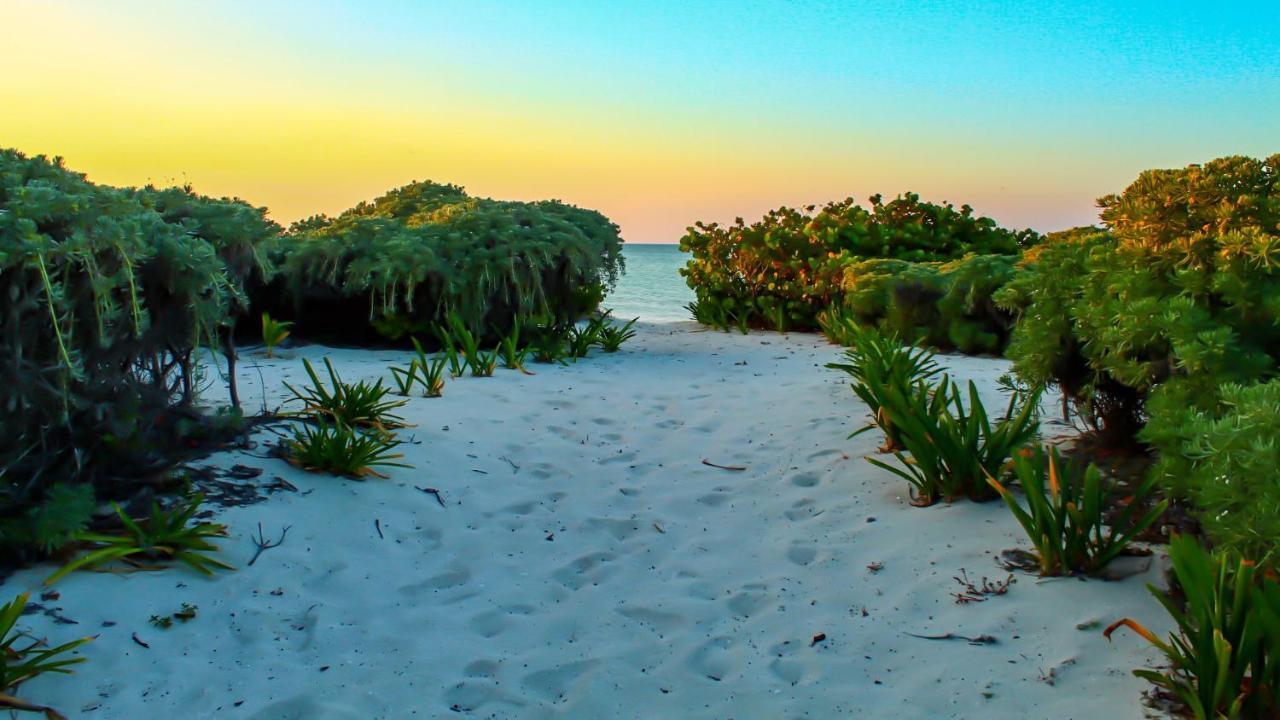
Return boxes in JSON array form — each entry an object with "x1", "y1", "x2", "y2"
[{"x1": 3, "y1": 1, "x2": 1276, "y2": 242}]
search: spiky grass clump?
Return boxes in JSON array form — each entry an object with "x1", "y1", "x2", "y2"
[
  {"x1": 499, "y1": 318, "x2": 533, "y2": 372},
  {"x1": 286, "y1": 420, "x2": 409, "y2": 479},
  {"x1": 284, "y1": 358, "x2": 407, "y2": 431},
  {"x1": 1106, "y1": 535, "x2": 1280, "y2": 719},
  {"x1": 825, "y1": 326, "x2": 941, "y2": 452},
  {"x1": 988, "y1": 446, "x2": 1166, "y2": 576},
  {"x1": 596, "y1": 316, "x2": 638, "y2": 352},
  {"x1": 1, "y1": 591, "x2": 92, "y2": 719},
  {"x1": 45, "y1": 494, "x2": 233, "y2": 585},
  {"x1": 868, "y1": 375, "x2": 1040, "y2": 506}
]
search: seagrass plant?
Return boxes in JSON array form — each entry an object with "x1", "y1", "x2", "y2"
[
  {"x1": 287, "y1": 420, "x2": 410, "y2": 479},
  {"x1": 284, "y1": 357, "x2": 407, "y2": 431},
  {"x1": 1, "y1": 591, "x2": 92, "y2": 720},
  {"x1": 45, "y1": 494, "x2": 233, "y2": 585},
  {"x1": 498, "y1": 319, "x2": 533, "y2": 372},
  {"x1": 530, "y1": 321, "x2": 571, "y2": 364},
  {"x1": 867, "y1": 375, "x2": 1040, "y2": 506},
  {"x1": 825, "y1": 326, "x2": 941, "y2": 452},
  {"x1": 596, "y1": 316, "x2": 639, "y2": 352},
  {"x1": 1105, "y1": 535, "x2": 1280, "y2": 719},
  {"x1": 261, "y1": 312, "x2": 293, "y2": 358},
  {"x1": 988, "y1": 446, "x2": 1167, "y2": 576}
]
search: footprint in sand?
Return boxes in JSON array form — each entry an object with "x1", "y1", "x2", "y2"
[
  {"x1": 502, "y1": 500, "x2": 539, "y2": 516},
  {"x1": 468, "y1": 609, "x2": 509, "y2": 638},
  {"x1": 399, "y1": 566, "x2": 471, "y2": 596},
  {"x1": 464, "y1": 659, "x2": 501, "y2": 678},
  {"x1": 687, "y1": 636, "x2": 741, "y2": 681},
  {"x1": 790, "y1": 472, "x2": 820, "y2": 488},
  {"x1": 551, "y1": 552, "x2": 617, "y2": 590},
  {"x1": 727, "y1": 585, "x2": 772, "y2": 617},
  {"x1": 443, "y1": 680, "x2": 524, "y2": 712},
  {"x1": 617, "y1": 605, "x2": 686, "y2": 636},
  {"x1": 599, "y1": 451, "x2": 638, "y2": 465},
  {"x1": 784, "y1": 498, "x2": 822, "y2": 522},
  {"x1": 786, "y1": 543, "x2": 819, "y2": 566},
  {"x1": 767, "y1": 640, "x2": 812, "y2": 686},
  {"x1": 585, "y1": 517, "x2": 643, "y2": 542},
  {"x1": 696, "y1": 489, "x2": 733, "y2": 507},
  {"x1": 417, "y1": 526, "x2": 443, "y2": 551},
  {"x1": 522, "y1": 659, "x2": 600, "y2": 702}
]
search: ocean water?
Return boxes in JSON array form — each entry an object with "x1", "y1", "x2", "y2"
[{"x1": 603, "y1": 243, "x2": 695, "y2": 323}]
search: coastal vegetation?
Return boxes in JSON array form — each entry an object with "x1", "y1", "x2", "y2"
[{"x1": 683, "y1": 153, "x2": 1279, "y2": 716}]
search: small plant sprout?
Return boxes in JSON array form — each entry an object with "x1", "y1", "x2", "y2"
[
  {"x1": 987, "y1": 446, "x2": 1167, "y2": 576},
  {"x1": 284, "y1": 357, "x2": 408, "y2": 432},
  {"x1": 406, "y1": 337, "x2": 447, "y2": 396},
  {"x1": 434, "y1": 323, "x2": 466, "y2": 378},
  {"x1": 287, "y1": 420, "x2": 410, "y2": 479},
  {"x1": 1, "y1": 591, "x2": 92, "y2": 718},
  {"x1": 470, "y1": 347, "x2": 499, "y2": 377},
  {"x1": 45, "y1": 495, "x2": 233, "y2": 585},
  {"x1": 388, "y1": 360, "x2": 421, "y2": 396},
  {"x1": 260, "y1": 312, "x2": 293, "y2": 358},
  {"x1": 596, "y1": 316, "x2": 639, "y2": 352},
  {"x1": 499, "y1": 319, "x2": 533, "y2": 372}
]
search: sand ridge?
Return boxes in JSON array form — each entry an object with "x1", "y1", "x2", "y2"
[{"x1": 10, "y1": 323, "x2": 1170, "y2": 718}]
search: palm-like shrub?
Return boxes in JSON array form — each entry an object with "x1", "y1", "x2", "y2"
[
  {"x1": 261, "y1": 312, "x2": 292, "y2": 357},
  {"x1": 989, "y1": 446, "x2": 1166, "y2": 576},
  {"x1": 1106, "y1": 535, "x2": 1280, "y2": 719},
  {"x1": 868, "y1": 375, "x2": 1040, "y2": 506}
]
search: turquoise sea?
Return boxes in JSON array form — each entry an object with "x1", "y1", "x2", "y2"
[{"x1": 603, "y1": 243, "x2": 695, "y2": 323}]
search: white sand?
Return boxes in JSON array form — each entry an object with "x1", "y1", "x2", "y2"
[{"x1": 9, "y1": 323, "x2": 1171, "y2": 719}]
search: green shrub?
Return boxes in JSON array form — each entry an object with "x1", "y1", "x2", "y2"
[
  {"x1": 1106, "y1": 535, "x2": 1280, "y2": 719},
  {"x1": 868, "y1": 374, "x2": 1040, "y2": 506},
  {"x1": 997, "y1": 155, "x2": 1280, "y2": 442},
  {"x1": 680, "y1": 192, "x2": 1036, "y2": 332},
  {"x1": 990, "y1": 446, "x2": 1166, "y2": 576},
  {"x1": 1, "y1": 590, "x2": 92, "y2": 718},
  {"x1": 1142, "y1": 380, "x2": 1280, "y2": 567},
  {"x1": 45, "y1": 494, "x2": 233, "y2": 585},
  {"x1": 268, "y1": 181, "x2": 624, "y2": 343},
  {"x1": 0, "y1": 150, "x2": 277, "y2": 562}
]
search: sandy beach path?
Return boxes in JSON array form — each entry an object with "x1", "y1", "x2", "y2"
[{"x1": 11, "y1": 323, "x2": 1169, "y2": 719}]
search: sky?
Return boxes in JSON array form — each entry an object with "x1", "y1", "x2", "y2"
[{"x1": 2, "y1": 1, "x2": 1276, "y2": 242}]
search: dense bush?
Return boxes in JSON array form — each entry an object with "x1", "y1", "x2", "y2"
[
  {"x1": 997, "y1": 155, "x2": 1280, "y2": 441},
  {"x1": 827, "y1": 253, "x2": 1018, "y2": 353},
  {"x1": 264, "y1": 181, "x2": 625, "y2": 342},
  {"x1": 680, "y1": 192, "x2": 1036, "y2": 332},
  {"x1": 0, "y1": 149, "x2": 278, "y2": 561},
  {"x1": 996, "y1": 154, "x2": 1280, "y2": 565}
]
